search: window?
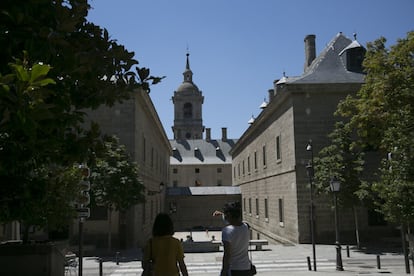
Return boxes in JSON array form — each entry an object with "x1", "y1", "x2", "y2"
[
  {"x1": 254, "y1": 151, "x2": 258, "y2": 170},
  {"x1": 262, "y1": 145, "x2": 267, "y2": 167},
  {"x1": 243, "y1": 198, "x2": 246, "y2": 212},
  {"x1": 142, "y1": 137, "x2": 146, "y2": 163},
  {"x1": 247, "y1": 156, "x2": 251, "y2": 174},
  {"x1": 151, "y1": 147, "x2": 154, "y2": 167},
  {"x1": 89, "y1": 206, "x2": 108, "y2": 220},
  {"x1": 264, "y1": 198, "x2": 269, "y2": 219},
  {"x1": 368, "y1": 209, "x2": 387, "y2": 226},
  {"x1": 217, "y1": 179, "x2": 222, "y2": 186},
  {"x1": 346, "y1": 47, "x2": 365, "y2": 73},
  {"x1": 169, "y1": 202, "x2": 177, "y2": 213},
  {"x1": 233, "y1": 166, "x2": 236, "y2": 178},
  {"x1": 248, "y1": 198, "x2": 252, "y2": 214},
  {"x1": 217, "y1": 167, "x2": 222, "y2": 173},
  {"x1": 195, "y1": 168, "x2": 200, "y2": 173},
  {"x1": 238, "y1": 163, "x2": 241, "y2": 178},
  {"x1": 150, "y1": 200, "x2": 154, "y2": 220},
  {"x1": 276, "y1": 135, "x2": 281, "y2": 161},
  {"x1": 173, "y1": 168, "x2": 178, "y2": 174},
  {"x1": 183, "y1": 102, "x2": 193, "y2": 118},
  {"x1": 255, "y1": 198, "x2": 259, "y2": 217},
  {"x1": 242, "y1": 160, "x2": 245, "y2": 175},
  {"x1": 173, "y1": 180, "x2": 178, "y2": 187},
  {"x1": 278, "y1": 198, "x2": 284, "y2": 226},
  {"x1": 142, "y1": 202, "x2": 146, "y2": 224}
]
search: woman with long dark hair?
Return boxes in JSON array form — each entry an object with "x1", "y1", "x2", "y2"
[{"x1": 142, "y1": 213, "x2": 188, "y2": 276}]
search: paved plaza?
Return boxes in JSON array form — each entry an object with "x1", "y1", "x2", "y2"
[{"x1": 70, "y1": 231, "x2": 412, "y2": 276}]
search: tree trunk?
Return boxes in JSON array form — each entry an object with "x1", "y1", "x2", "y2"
[
  {"x1": 407, "y1": 226, "x2": 414, "y2": 272},
  {"x1": 401, "y1": 224, "x2": 411, "y2": 274},
  {"x1": 352, "y1": 205, "x2": 361, "y2": 249},
  {"x1": 22, "y1": 223, "x2": 30, "y2": 244},
  {"x1": 107, "y1": 208, "x2": 112, "y2": 252}
]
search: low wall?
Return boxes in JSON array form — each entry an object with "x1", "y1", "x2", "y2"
[
  {"x1": 182, "y1": 241, "x2": 220, "y2": 253},
  {"x1": 0, "y1": 242, "x2": 65, "y2": 276}
]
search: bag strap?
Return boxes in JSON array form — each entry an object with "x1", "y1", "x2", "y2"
[
  {"x1": 246, "y1": 223, "x2": 253, "y2": 262},
  {"x1": 249, "y1": 241, "x2": 253, "y2": 262}
]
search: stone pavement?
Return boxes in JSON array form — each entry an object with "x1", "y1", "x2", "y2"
[{"x1": 75, "y1": 231, "x2": 412, "y2": 276}]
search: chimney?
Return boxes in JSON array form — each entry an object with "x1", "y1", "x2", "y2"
[
  {"x1": 268, "y1": 89, "x2": 275, "y2": 101},
  {"x1": 221, "y1": 127, "x2": 227, "y2": 142},
  {"x1": 304, "y1": 34, "x2": 316, "y2": 72},
  {"x1": 205, "y1": 128, "x2": 211, "y2": 142}
]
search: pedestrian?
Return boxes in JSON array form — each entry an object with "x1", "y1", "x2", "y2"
[
  {"x1": 219, "y1": 202, "x2": 253, "y2": 276},
  {"x1": 142, "y1": 213, "x2": 189, "y2": 276}
]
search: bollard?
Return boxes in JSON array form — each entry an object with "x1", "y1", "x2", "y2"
[
  {"x1": 116, "y1": 251, "x2": 120, "y2": 265},
  {"x1": 99, "y1": 258, "x2": 103, "y2": 276},
  {"x1": 307, "y1": 256, "x2": 312, "y2": 271},
  {"x1": 377, "y1": 255, "x2": 381, "y2": 269},
  {"x1": 346, "y1": 245, "x2": 350, "y2": 257}
]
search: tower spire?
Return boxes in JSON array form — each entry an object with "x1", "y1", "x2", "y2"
[
  {"x1": 183, "y1": 51, "x2": 193, "y2": 83},
  {"x1": 186, "y1": 52, "x2": 190, "y2": 70}
]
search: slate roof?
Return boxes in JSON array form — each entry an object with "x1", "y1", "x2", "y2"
[
  {"x1": 170, "y1": 139, "x2": 237, "y2": 165},
  {"x1": 167, "y1": 186, "x2": 241, "y2": 196},
  {"x1": 289, "y1": 33, "x2": 365, "y2": 84}
]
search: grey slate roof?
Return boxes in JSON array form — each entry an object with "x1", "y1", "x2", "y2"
[
  {"x1": 167, "y1": 186, "x2": 241, "y2": 196},
  {"x1": 289, "y1": 33, "x2": 365, "y2": 84},
  {"x1": 170, "y1": 139, "x2": 237, "y2": 165}
]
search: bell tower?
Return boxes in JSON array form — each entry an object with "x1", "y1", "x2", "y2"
[{"x1": 172, "y1": 53, "x2": 204, "y2": 140}]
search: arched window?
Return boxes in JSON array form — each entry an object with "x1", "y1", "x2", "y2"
[{"x1": 183, "y1": 102, "x2": 192, "y2": 118}]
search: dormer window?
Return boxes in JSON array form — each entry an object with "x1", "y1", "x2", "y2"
[
  {"x1": 346, "y1": 47, "x2": 365, "y2": 73},
  {"x1": 339, "y1": 39, "x2": 366, "y2": 73}
]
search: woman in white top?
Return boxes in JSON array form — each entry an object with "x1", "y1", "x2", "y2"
[{"x1": 219, "y1": 202, "x2": 252, "y2": 276}]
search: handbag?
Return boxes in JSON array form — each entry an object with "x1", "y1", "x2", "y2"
[
  {"x1": 142, "y1": 239, "x2": 155, "y2": 276},
  {"x1": 250, "y1": 263, "x2": 257, "y2": 275}
]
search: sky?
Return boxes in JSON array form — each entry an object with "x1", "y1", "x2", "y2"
[{"x1": 87, "y1": 0, "x2": 413, "y2": 140}]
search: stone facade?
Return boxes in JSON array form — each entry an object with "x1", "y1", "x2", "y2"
[
  {"x1": 170, "y1": 131, "x2": 235, "y2": 188},
  {"x1": 166, "y1": 186, "x2": 241, "y2": 231},
  {"x1": 231, "y1": 33, "x2": 373, "y2": 244},
  {"x1": 75, "y1": 88, "x2": 171, "y2": 249}
]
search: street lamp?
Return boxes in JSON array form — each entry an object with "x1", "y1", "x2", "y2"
[
  {"x1": 306, "y1": 140, "x2": 317, "y2": 271},
  {"x1": 330, "y1": 176, "x2": 344, "y2": 271}
]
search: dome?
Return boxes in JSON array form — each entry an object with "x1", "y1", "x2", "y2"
[{"x1": 177, "y1": 81, "x2": 199, "y2": 93}]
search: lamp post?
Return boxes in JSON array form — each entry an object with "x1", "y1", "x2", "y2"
[
  {"x1": 306, "y1": 140, "x2": 317, "y2": 271},
  {"x1": 330, "y1": 176, "x2": 344, "y2": 271}
]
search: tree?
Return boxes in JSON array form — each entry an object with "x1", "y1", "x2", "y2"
[
  {"x1": 337, "y1": 31, "x2": 414, "y2": 226},
  {"x1": 0, "y1": 0, "x2": 162, "y2": 240},
  {"x1": 89, "y1": 135, "x2": 145, "y2": 250},
  {"x1": 90, "y1": 135, "x2": 146, "y2": 212},
  {"x1": 0, "y1": 58, "x2": 83, "y2": 242},
  {"x1": 313, "y1": 121, "x2": 365, "y2": 247}
]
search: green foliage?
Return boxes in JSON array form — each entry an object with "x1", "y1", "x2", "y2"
[
  {"x1": 90, "y1": 136, "x2": 145, "y2": 212},
  {"x1": 336, "y1": 31, "x2": 414, "y2": 224},
  {"x1": 0, "y1": 57, "x2": 86, "y2": 237},
  {"x1": 313, "y1": 121, "x2": 365, "y2": 207},
  {"x1": 0, "y1": 0, "x2": 161, "y2": 236}
]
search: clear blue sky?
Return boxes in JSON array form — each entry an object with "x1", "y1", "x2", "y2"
[{"x1": 87, "y1": 0, "x2": 413, "y2": 140}]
